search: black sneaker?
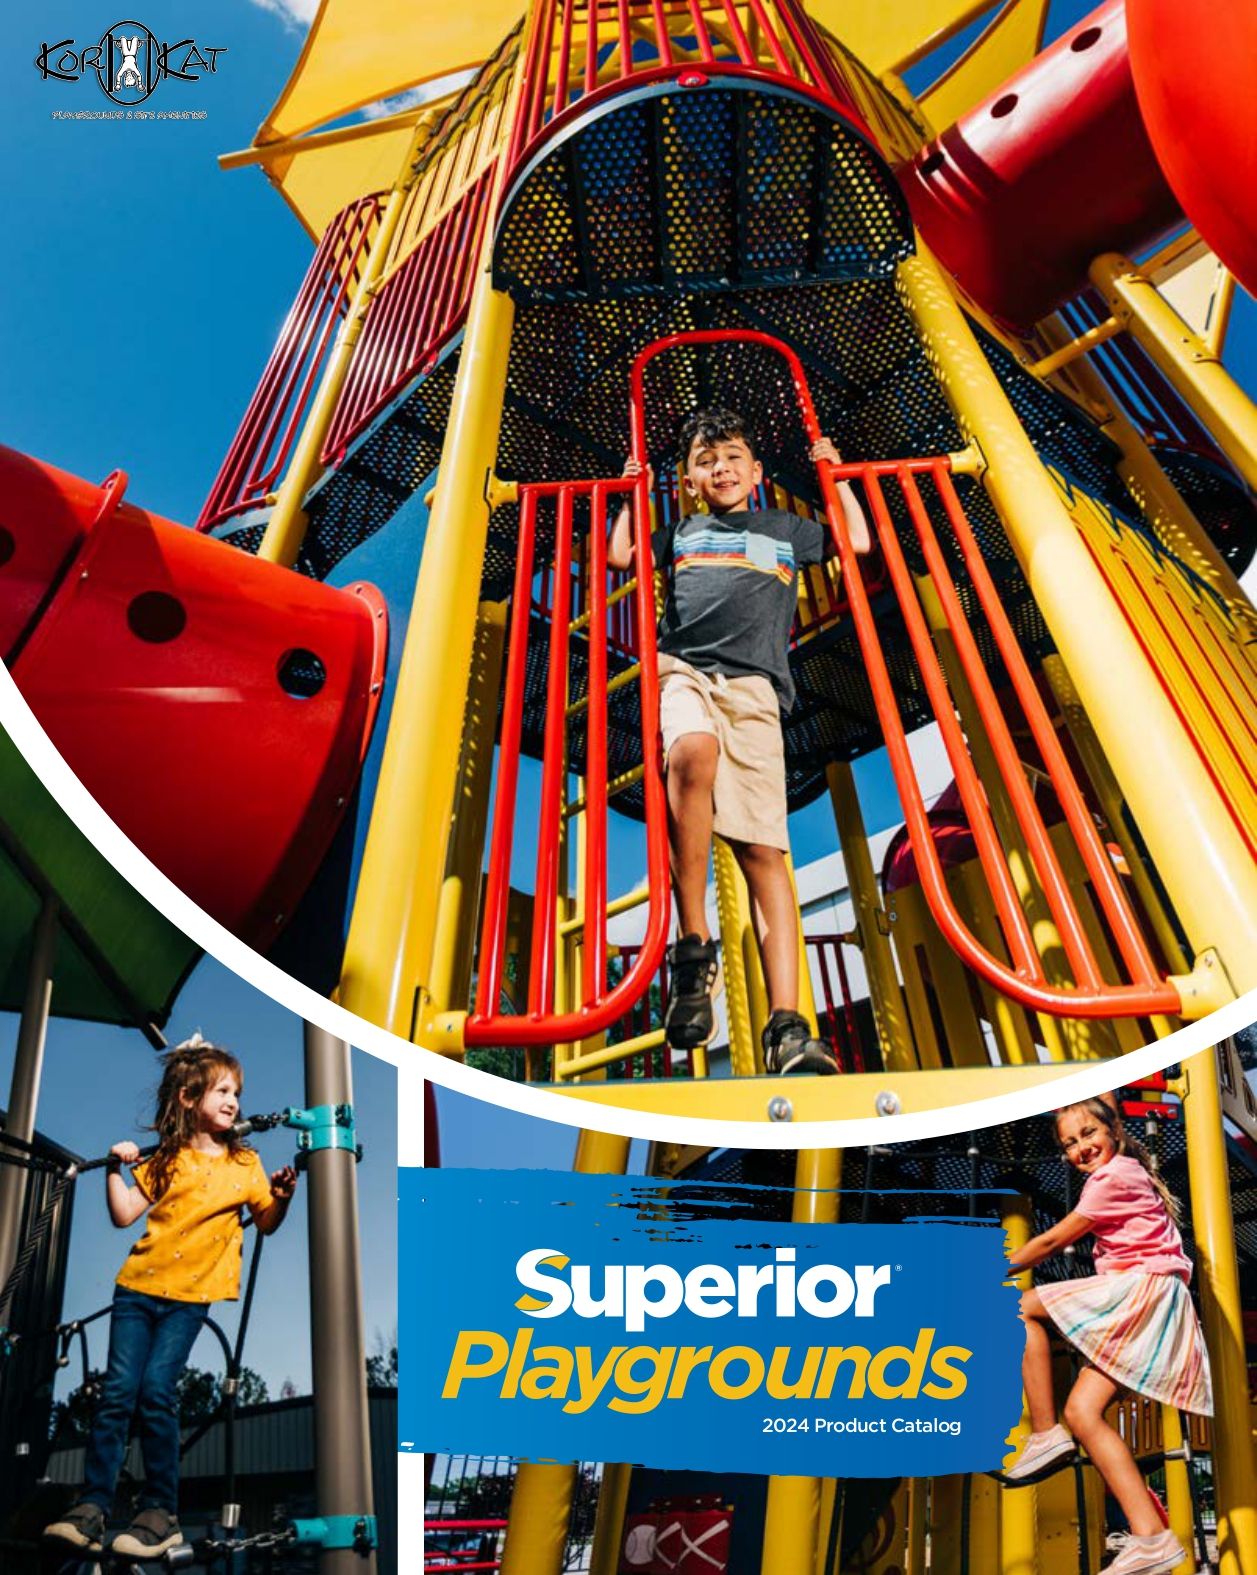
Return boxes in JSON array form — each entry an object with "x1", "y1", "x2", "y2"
[
  {"x1": 111, "y1": 1507, "x2": 184, "y2": 1560},
  {"x1": 763, "y1": 1010, "x2": 840, "y2": 1075},
  {"x1": 663, "y1": 934, "x2": 719, "y2": 1049},
  {"x1": 44, "y1": 1502, "x2": 106, "y2": 1553}
]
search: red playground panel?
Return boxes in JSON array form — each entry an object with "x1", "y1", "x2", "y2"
[{"x1": 3, "y1": 449, "x2": 387, "y2": 949}]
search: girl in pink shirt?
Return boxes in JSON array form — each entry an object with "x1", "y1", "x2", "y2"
[{"x1": 1002, "y1": 1098, "x2": 1211, "y2": 1575}]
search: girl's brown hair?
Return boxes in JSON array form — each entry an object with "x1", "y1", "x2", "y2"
[
  {"x1": 144, "y1": 1040, "x2": 248, "y2": 1201},
  {"x1": 1053, "y1": 1097, "x2": 1182, "y2": 1226}
]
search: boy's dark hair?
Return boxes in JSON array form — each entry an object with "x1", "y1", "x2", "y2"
[{"x1": 677, "y1": 408, "x2": 758, "y2": 467}]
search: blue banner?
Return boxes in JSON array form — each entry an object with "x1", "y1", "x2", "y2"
[{"x1": 401, "y1": 1169, "x2": 1023, "y2": 1476}]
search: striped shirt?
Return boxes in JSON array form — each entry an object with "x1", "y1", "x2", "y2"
[{"x1": 652, "y1": 508, "x2": 826, "y2": 710}]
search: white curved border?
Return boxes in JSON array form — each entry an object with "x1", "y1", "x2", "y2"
[{"x1": 2, "y1": 664, "x2": 1252, "y2": 1148}]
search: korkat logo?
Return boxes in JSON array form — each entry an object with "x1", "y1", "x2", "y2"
[{"x1": 35, "y1": 20, "x2": 225, "y2": 106}]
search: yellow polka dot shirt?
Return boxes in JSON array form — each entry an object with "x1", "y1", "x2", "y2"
[{"x1": 116, "y1": 1146, "x2": 275, "y2": 1303}]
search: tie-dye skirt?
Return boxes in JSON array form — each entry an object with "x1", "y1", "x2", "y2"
[{"x1": 1037, "y1": 1270, "x2": 1213, "y2": 1415}]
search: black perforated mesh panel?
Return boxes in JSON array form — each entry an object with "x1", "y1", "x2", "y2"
[
  {"x1": 489, "y1": 279, "x2": 1072, "y2": 812},
  {"x1": 680, "y1": 1117, "x2": 1257, "y2": 1302},
  {"x1": 494, "y1": 79, "x2": 913, "y2": 304},
  {"x1": 1151, "y1": 445, "x2": 1257, "y2": 575},
  {"x1": 218, "y1": 343, "x2": 465, "y2": 577}
]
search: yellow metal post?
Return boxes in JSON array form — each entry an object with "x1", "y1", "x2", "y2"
[
  {"x1": 824, "y1": 761, "x2": 916, "y2": 1072},
  {"x1": 896, "y1": 243, "x2": 1257, "y2": 1001},
  {"x1": 787, "y1": 851, "x2": 821, "y2": 1033},
  {"x1": 1089, "y1": 254, "x2": 1257, "y2": 496},
  {"x1": 1001, "y1": 1194, "x2": 1038, "y2": 1575},
  {"x1": 426, "y1": 602, "x2": 508, "y2": 1018},
  {"x1": 1179, "y1": 1047, "x2": 1257, "y2": 1575},
  {"x1": 1160, "y1": 1407, "x2": 1197, "y2": 1570},
  {"x1": 500, "y1": 1127, "x2": 632, "y2": 1575},
  {"x1": 713, "y1": 835, "x2": 769, "y2": 1075},
  {"x1": 813, "y1": 1480, "x2": 839, "y2": 1575},
  {"x1": 761, "y1": 1150, "x2": 841, "y2": 1575},
  {"x1": 257, "y1": 115, "x2": 437, "y2": 568},
  {"x1": 588, "y1": 1463, "x2": 632, "y2": 1575},
  {"x1": 339, "y1": 215, "x2": 518, "y2": 1040}
]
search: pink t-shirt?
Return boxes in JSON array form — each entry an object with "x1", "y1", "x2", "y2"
[{"x1": 1077, "y1": 1154, "x2": 1191, "y2": 1281}]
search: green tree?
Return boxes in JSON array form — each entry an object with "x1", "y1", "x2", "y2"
[{"x1": 366, "y1": 1328, "x2": 398, "y2": 1388}]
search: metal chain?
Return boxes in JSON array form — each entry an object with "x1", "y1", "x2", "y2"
[{"x1": 199, "y1": 1526, "x2": 298, "y2": 1558}]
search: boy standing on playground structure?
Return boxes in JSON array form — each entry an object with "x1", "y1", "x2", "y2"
[
  {"x1": 610, "y1": 408, "x2": 870, "y2": 1073},
  {"x1": 45, "y1": 1039, "x2": 297, "y2": 1561}
]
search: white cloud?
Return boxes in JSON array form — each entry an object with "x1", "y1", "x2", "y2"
[
  {"x1": 359, "y1": 71, "x2": 477, "y2": 120},
  {"x1": 246, "y1": 0, "x2": 320, "y2": 32}
]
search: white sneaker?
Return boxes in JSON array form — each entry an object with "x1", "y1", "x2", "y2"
[
  {"x1": 1105, "y1": 1531, "x2": 1187, "y2": 1574},
  {"x1": 1002, "y1": 1423, "x2": 1077, "y2": 1482}
]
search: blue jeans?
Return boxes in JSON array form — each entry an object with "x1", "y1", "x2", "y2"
[{"x1": 82, "y1": 1285, "x2": 210, "y2": 1513}]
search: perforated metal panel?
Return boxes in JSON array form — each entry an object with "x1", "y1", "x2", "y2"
[
  {"x1": 220, "y1": 344, "x2": 463, "y2": 578},
  {"x1": 1151, "y1": 444, "x2": 1257, "y2": 574},
  {"x1": 680, "y1": 1114, "x2": 1257, "y2": 1303},
  {"x1": 488, "y1": 278, "x2": 1093, "y2": 811},
  {"x1": 494, "y1": 78, "x2": 913, "y2": 304}
]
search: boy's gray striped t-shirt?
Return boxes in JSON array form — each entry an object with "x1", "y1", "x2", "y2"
[{"x1": 650, "y1": 507, "x2": 826, "y2": 712}]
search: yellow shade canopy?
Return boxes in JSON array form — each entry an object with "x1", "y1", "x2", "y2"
[
  {"x1": 256, "y1": 0, "x2": 523, "y2": 142},
  {"x1": 243, "y1": 0, "x2": 1050, "y2": 242},
  {"x1": 918, "y1": 0, "x2": 1049, "y2": 133},
  {"x1": 258, "y1": 112, "x2": 439, "y2": 242}
]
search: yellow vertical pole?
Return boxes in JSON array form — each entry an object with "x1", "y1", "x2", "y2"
[
  {"x1": 426, "y1": 602, "x2": 508, "y2": 1017},
  {"x1": 1088, "y1": 254, "x2": 1257, "y2": 496},
  {"x1": 713, "y1": 835, "x2": 769, "y2": 1075},
  {"x1": 824, "y1": 761, "x2": 916, "y2": 1071},
  {"x1": 1160, "y1": 1407, "x2": 1197, "y2": 1569},
  {"x1": 761, "y1": 1150, "x2": 841, "y2": 1575},
  {"x1": 896, "y1": 243, "x2": 1257, "y2": 1000},
  {"x1": 256, "y1": 114, "x2": 438, "y2": 568},
  {"x1": 786, "y1": 851, "x2": 820, "y2": 1031},
  {"x1": 587, "y1": 1463, "x2": 632, "y2": 1575},
  {"x1": 500, "y1": 1127, "x2": 632, "y2": 1575},
  {"x1": 813, "y1": 1480, "x2": 839, "y2": 1575},
  {"x1": 338, "y1": 135, "x2": 523, "y2": 1038},
  {"x1": 1179, "y1": 1046, "x2": 1257, "y2": 1575},
  {"x1": 1001, "y1": 1194, "x2": 1038, "y2": 1575}
]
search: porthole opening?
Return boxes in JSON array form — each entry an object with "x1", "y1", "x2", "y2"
[
  {"x1": 127, "y1": 591, "x2": 186, "y2": 643},
  {"x1": 278, "y1": 647, "x2": 327, "y2": 699}
]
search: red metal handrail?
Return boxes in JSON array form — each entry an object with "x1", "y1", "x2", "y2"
[
  {"x1": 508, "y1": 0, "x2": 863, "y2": 165},
  {"x1": 464, "y1": 476, "x2": 671, "y2": 1048},
  {"x1": 630, "y1": 328, "x2": 1180, "y2": 1020},
  {"x1": 806, "y1": 932, "x2": 865, "y2": 1072},
  {"x1": 197, "y1": 195, "x2": 383, "y2": 531},
  {"x1": 323, "y1": 168, "x2": 496, "y2": 465}
]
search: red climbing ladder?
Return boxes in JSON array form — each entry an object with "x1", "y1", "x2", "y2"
[{"x1": 465, "y1": 328, "x2": 1182, "y2": 1054}]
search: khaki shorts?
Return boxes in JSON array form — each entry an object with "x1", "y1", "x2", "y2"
[{"x1": 657, "y1": 654, "x2": 789, "y2": 851}]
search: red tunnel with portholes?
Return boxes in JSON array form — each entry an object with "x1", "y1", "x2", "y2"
[{"x1": 0, "y1": 444, "x2": 387, "y2": 949}]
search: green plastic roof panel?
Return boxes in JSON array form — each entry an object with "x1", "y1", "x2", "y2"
[{"x1": 0, "y1": 727, "x2": 198, "y2": 1041}]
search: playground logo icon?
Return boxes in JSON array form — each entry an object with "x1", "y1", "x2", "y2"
[{"x1": 34, "y1": 21, "x2": 226, "y2": 106}]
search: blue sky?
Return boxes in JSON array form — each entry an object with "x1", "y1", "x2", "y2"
[
  {"x1": 0, "y1": 0, "x2": 399, "y2": 1402},
  {"x1": 2, "y1": 0, "x2": 1257, "y2": 1341}
]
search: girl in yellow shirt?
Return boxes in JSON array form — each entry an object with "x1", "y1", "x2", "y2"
[{"x1": 45, "y1": 1038, "x2": 296, "y2": 1561}]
